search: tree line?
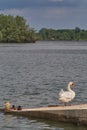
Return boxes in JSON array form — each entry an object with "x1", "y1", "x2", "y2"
[
  {"x1": 0, "y1": 14, "x2": 87, "y2": 43},
  {"x1": 38, "y1": 27, "x2": 87, "y2": 41},
  {"x1": 0, "y1": 14, "x2": 37, "y2": 43}
]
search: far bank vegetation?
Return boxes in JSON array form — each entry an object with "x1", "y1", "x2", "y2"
[
  {"x1": 0, "y1": 14, "x2": 87, "y2": 43},
  {"x1": 0, "y1": 14, "x2": 37, "y2": 43},
  {"x1": 38, "y1": 27, "x2": 87, "y2": 41}
]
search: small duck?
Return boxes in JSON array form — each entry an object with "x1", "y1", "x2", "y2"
[
  {"x1": 11, "y1": 105, "x2": 16, "y2": 110},
  {"x1": 4, "y1": 102, "x2": 11, "y2": 111},
  {"x1": 17, "y1": 105, "x2": 22, "y2": 110}
]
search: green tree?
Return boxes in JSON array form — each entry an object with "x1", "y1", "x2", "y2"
[
  {"x1": 0, "y1": 14, "x2": 37, "y2": 43},
  {"x1": 38, "y1": 27, "x2": 87, "y2": 41},
  {"x1": 75, "y1": 27, "x2": 80, "y2": 41},
  {"x1": 0, "y1": 31, "x2": 3, "y2": 42}
]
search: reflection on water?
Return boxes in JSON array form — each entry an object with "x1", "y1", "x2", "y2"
[
  {"x1": 1, "y1": 113, "x2": 87, "y2": 130},
  {"x1": 0, "y1": 41, "x2": 87, "y2": 129}
]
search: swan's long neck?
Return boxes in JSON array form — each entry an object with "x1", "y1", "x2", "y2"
[{"x1": 67, "y1": 84, "x2": 74, "y2": 93}]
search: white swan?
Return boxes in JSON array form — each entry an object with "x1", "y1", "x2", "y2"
[{"x1": 59, "y1": 82, "x2": 75, "y2": 105}]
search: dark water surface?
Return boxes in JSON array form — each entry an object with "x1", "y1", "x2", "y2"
[{"x1": 0, "y1": 41, "x2": 87, "y2": 129}]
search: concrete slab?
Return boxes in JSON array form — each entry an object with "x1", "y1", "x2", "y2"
[{"x1": 1, "y1": 104, "x2": 87, "y2": 125}]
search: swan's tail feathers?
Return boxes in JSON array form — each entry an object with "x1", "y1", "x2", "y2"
[{"x1": 59, "y1": 89, "x2": 64, "y2": 96}]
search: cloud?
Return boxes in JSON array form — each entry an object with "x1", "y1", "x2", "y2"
[
  {"x1": 0, "y1": 8, "x2": 27, "y2": 19},
  {"x1": 48, "y1": 0, "x2": 63, "y2": 2},
  {"x1": 0, "y1": 0, "x2": 87, "y2": 30},
  {"x1": 0, "y1": 0, "x2": 85, "y2": 9}
]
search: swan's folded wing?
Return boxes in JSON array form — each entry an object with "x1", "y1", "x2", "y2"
[{"x1": 59, "y1": 91, "x2": 72, "y2": 99}]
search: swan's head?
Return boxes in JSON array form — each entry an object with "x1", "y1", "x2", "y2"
[{"x1": 68, "y1": 82, "x2": 74, "y2": 86}]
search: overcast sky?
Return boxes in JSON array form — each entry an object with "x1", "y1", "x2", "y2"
[{"x1": 0, "y1": 0, "x2": 87, "y2": 31}]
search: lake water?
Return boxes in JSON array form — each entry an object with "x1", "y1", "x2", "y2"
[{"x1": 0, "y1": 41, "x2": 87, "y2": 130}]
